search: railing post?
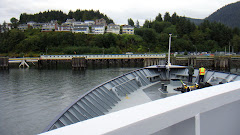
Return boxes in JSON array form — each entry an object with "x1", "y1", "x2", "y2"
[{"x1": 195, "y1": 113, "x2": 200, "y2": 135}]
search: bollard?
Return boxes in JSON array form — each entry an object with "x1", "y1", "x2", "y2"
[
  {"x1": 164, "y1": 85, "x2": 168, "y2": 92},
  {"x1": 161, "y1": 83, "x2": 165, "y2": 90}
]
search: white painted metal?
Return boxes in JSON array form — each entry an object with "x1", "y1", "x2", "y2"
[
  {"x1": 40, "y1": 54, "x2": 166, "y2": 60},
  {"x1": 195, "y1": 113, "x2": 200, "y2": 135},
  {"x1": 41, "y1": 81, "x2": 240, "y2": 135}
]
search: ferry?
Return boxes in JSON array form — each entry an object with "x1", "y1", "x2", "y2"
[{"x1": 41, "y1": 63, "x2": 240, "y2": 135}]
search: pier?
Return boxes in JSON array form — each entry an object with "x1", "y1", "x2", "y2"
[{"x1": 4, "y1": 54, "x2": 240, "y2": 70}]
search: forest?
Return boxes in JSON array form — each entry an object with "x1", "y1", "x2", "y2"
[
  {"x1": 19, "y1": 9, "x2": 114, "y2": 24},
  {"x1": 0, "y1": 11, "x2": 240, "y2": 57}
]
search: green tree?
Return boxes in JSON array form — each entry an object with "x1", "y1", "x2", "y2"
[
  {"x1": 164, "y1": 12, "x2": 171, "y2": 22},
  {"x1": 152, "y1": 21, "x2": 171, "y2": 33},
  {"x1": 232, "y1": 35, "x2": 240, "y2": 52},
  {"x1": 10, "y1": 17, "x2": 19, "y2": 28},
  {"x1": 143, "y1": 20, "x2": 152, "y2": 28},
  {"x1": 171, "y1": 12, "x2": 179, "y2": 25},
  {"x1": 155, "y1": 13, "x2": 163, "y2": 22},
  {"x1": 128, "y1": 18, "x2": 134, "y2": 26}
]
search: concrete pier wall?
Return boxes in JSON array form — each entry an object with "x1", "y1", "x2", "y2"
[{"x1": 11, "y1": 56, "x2": 240, "y2": 70}]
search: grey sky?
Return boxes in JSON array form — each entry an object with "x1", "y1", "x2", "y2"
[{"x1": 0, "y1": 0, "x2": 239, "y2": 25}]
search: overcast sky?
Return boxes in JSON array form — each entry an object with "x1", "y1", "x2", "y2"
[{"x1": 0, "y1": 0, "x2": 239, "y2": 25}]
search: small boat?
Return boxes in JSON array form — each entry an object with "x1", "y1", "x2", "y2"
[{"x1": 41, "y1": 64, "x2": 240, "y2": 134}]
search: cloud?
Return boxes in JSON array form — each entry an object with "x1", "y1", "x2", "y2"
[{"x1": 0, "y1": 0, "x2": 239, "y2": 24}]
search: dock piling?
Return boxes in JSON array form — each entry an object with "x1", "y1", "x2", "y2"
[
  {"x1": 72, "y1": 57, "x2": 87, "y2": 69},
  {"x1": 0, "y1": 57, "x2": 9, "y2": 69}
]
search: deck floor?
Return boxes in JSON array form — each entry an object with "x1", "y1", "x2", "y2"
[{"x1": 108, "y1": 81, "x2": 181, "y2": 114}]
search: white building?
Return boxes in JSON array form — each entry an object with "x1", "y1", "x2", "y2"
[
  {"x1": 72, "y1": 25, "x2": 90, "y2": 34},
  {"x1": 106, "y1": 23, "x2": 120, "y2": 34},
  {"x1": 42, "y1": 23, "x2": 58, "y2": 32},
  {"x1": 84, "y1": 20, "x2": 95, "y2": 26},
  {"x1": 122, "y1": 25, "x2": 134, "y2": 34},
  {"x1": 73, "y1": 21, "x2": 85, "y2": 26},
  {"x1": 18, "y1": 24, "x2": 28, "y2": 31},
  {"x1": 95, "y1": 18, "x2": 107, "y2": 26},
  {"x1": 91, "y1": 25, "x2": 105, "y2": 34},
  {"x1": 57, "y1": 24, "x2": 71, "y2": 32}
]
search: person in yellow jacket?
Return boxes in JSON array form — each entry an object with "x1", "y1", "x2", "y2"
[{"x1": 199, "y1": 65, "x2": 205, "y2": 83}]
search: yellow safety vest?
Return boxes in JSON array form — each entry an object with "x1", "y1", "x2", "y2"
[{"x1": 199, "y1": 67, "x2": 205, "y2": 75}]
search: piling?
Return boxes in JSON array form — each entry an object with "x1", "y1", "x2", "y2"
[
  {"x1": 0, "y1": 57, "x2": 9, "y2": 69},
  {"x1": 72, "y1": 57, "x2": 87, "y2": 69}
]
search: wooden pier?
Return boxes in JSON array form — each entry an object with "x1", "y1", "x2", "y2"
[
  {"x1": 5, "y1": 55, "x2": 240, "y2": 70},
  {"x1": 72, "y1": 57, "x2": 87, "y2": 69}
]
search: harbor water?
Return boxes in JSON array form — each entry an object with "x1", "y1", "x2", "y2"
[
  {"x1": 0, "y1": 67, "x2": 239, "y2": 135},
  {"x1": 0, "y1": 67, "x2": 138, "y2": 135}
]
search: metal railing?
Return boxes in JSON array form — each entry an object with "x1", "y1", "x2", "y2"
[{"x1": 40, "y1": 54, "x2": 166, "y2": 60}]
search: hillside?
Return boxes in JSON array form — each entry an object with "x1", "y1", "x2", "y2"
[
  {"x1": 19, "y1": 9, "x2": 114, "y2": 24},
  {"x1": 186, "y1": 18, "x2": 203, "y2": 25},
  {"x1": 206, "y1": 1, "x2": 240, "y2": 28}
]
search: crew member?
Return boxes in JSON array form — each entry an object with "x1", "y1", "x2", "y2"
[
  {"x1": 199, "y1": 65, "x2": 205, "y2": 83},
  {"x1": 188, "y1": 64, "x2": 194, "y2": 83}
]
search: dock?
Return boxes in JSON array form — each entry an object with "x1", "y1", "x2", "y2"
[{"x1": 2, "y1": 55, "x2": 240, "y2": 69}]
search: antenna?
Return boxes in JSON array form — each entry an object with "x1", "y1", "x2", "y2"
[{"x1": 167, "y1": 34, "x2": 177, "y2": 66}]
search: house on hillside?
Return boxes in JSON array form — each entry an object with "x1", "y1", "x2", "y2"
[
  {"x1": 84, "y1": 20, "x2": 95, "y2": 26},
  {"x1": 64, "y1": 18, "x2": 76, "y2": 26},
  {"x1": 27, "y1": 21, "x2": 36, "y2": 26},
  {"x1": 18, "y1": 24, "x2": 28, "y2": 31},
  {"x1": 72, "y1": 25, "x2": 90, "y2": 34},
  {"x1": 95, "y1": 18, "x2": 107, "y2": 26},
  {"x1": 73, "y1": 21, "x2": 85, "y2": 26},
  {"x1": 32, "y1": 23, "x2": 43, "y2": 29},
  {"x1": 106, "y1": 23, "x2": 120, "y2": 34},
  {"x1": 57, "y1": 23, "x2": 72, "y2": 32},
  {"x1": 122, "y1": 25, "x2": 134, "y2": 34},
  {"x1": 91, "y1": 25, "x2": 105, "y2": 34},
  {"x1": 42, "y1": 23, "x2": 58, "y2": 32}
]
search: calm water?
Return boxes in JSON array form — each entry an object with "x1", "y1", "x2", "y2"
[{"x1": 0, "y1": 67, "x2": 138, "y2": 135}]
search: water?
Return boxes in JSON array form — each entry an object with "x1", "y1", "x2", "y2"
[{"x1": 0, "y1": 67, "x2": 138, "y2": 135}]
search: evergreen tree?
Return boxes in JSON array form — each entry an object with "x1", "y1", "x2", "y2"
[
  {"x1": 164, "y1": 12, "x2": 171, "y2": 22},
  {"x1": 155, "y1": 13, "x2": 163, "y2": 22},
  {"x1": 128, "y1": 18, "x2": 134, "y2": 26}
]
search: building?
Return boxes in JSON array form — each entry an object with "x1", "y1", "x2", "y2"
[
  {"x1": 84, "y1": 20, "x2": 95, "y2": 26},
  {"x1": 106, "y1": 23, "x2": 120, "y2": 34},
  {"x1": 91, "y1": 25, "x2": 105, "y2": 34},
  {"x1": 122, "y1": 25, "x2": 134, "y2": 34},
  {"x1": 95, "y1": 18, "x2": 107, "y2": 26},
  {"x1": 73, "y1": 21, "x2": 85, "y2": 26},
  {"x1": 18, "y1": 24, "x2": 29, "y2": 31},
  {"x1": 27, "y1": 21, "x2": 36, "y2": 27},
  {"x1": 72, "y1": 25, "x2": 90, "y2": 34},
  {"x1": 57, "y1": 24, "x2": 71, "y2": 32},
  {"x1": 64, "y1": 18, "x2": 76, "y2": 26},
  {"x1": 32, "y1": 23, "x2": 43, "y2": 29},
  {"x1": 41, "y1": 23, "x2": 58, "y2": 32}
]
